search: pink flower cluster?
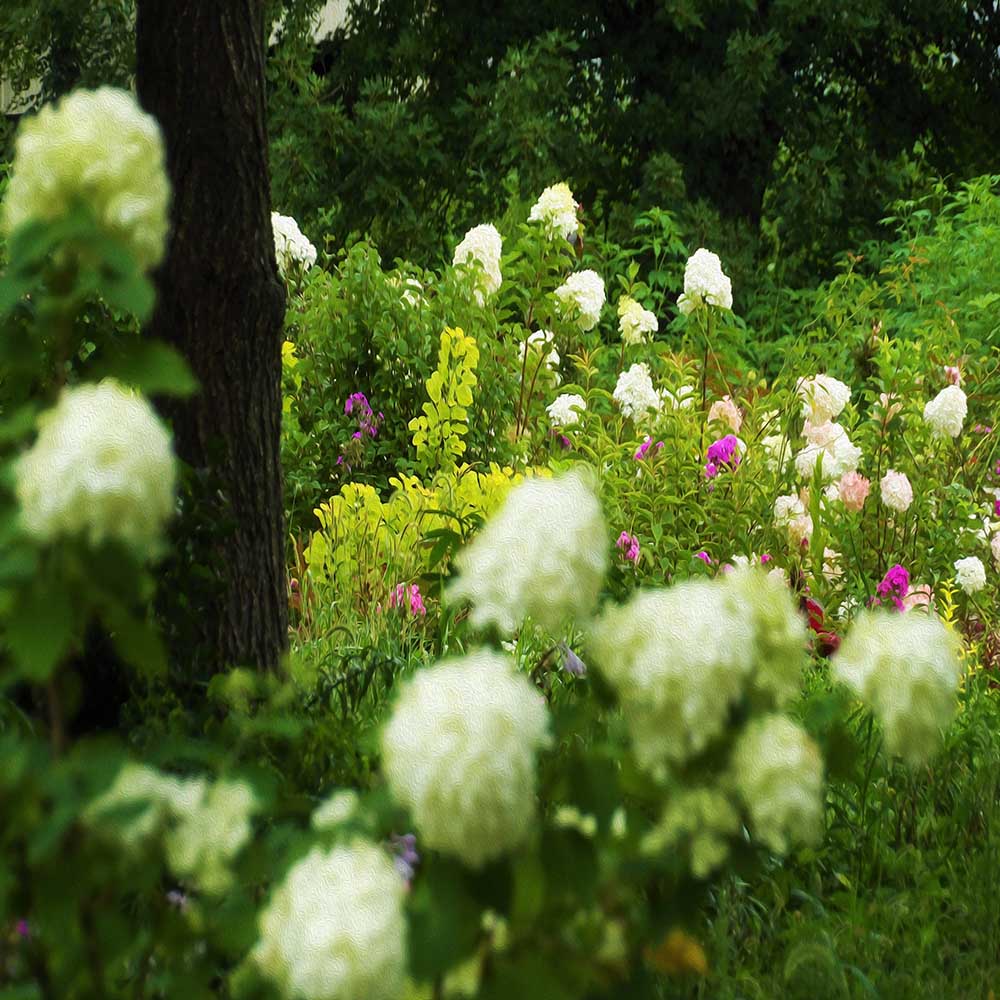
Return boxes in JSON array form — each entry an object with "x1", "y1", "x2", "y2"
[
  {"x1": 382, "y1": 582, "x2": 427, "y2": 617},
  {"x1": 634, "y1": 436, "x2": 664, "y2": 461},
  {"x1": 870, "y1": 564, "x2": 933, "y2": 613},
  {"x1": 345, "y1": 391, "x2": 383, "y2": 439},
  {"x1": 616, "y1": 531, "x2": 640, "y2": 564},
  {"x1": 704, "y1": 434, "x2": 741, "y2": 479}
]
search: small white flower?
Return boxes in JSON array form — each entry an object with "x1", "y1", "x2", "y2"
[
  {"x1": 760, "y1": 434, "x2": 791, "y2": 473},
  {"x1": 253, "y1": 842, "x2": 406, "y2": 1000},
  {"x1": 617, "y1": 296, "x2": 658, "y2": 345},
  {"x1": 661, "y1": 384, "x2": 695, "y2": 410},
  {"x1": 923, "y1": 384, "x2": 968, "y2": 439},
  {"x1": 454, "y1": 223, "x2": 503, "y2": 303},
  {"x1": 794, "y1": 423, "x2": 862, "y2": 481},
  {"x1": 677, "y1": 248, "x2": 732, "y2": 313},
  {"x1": 796, "y1": 374, "x2": 851, "y2": 424},
  {"x1": 528, "y1": 182, "x2": 579, "y2": 241},
  {"x1": 773, "y1": 494, "x2": 812, "y2": 545},
  {"x1": 555, "y1": 270, "x2": 606, "y2": 331},
  {"x1": 613, "y1": 363, "x2": 662, "y2": 422},
  {"x1": 546, "y1": 393, "x2": 586, "y2": 428},
  {"x1": 520, "y1": 330, "x2": 561, "y2": 384},
  {"x1": 954, "y1": 555, "x2": 986, "y2": 594},
  {"x1": 381, "y1": 649, "x2": 551, "y2": 867}
]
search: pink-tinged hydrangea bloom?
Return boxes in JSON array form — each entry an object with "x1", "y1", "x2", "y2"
[
  {"x1": 707, "y1": 396, "x2": 742, "y2": 432},
  {"x1": 616, "y1": 531, "x2": 640, "y2": 564},
  {"x1": 901, "y1": 583, "x2": 934, "y2": 614},
  {"x1": 880, "y1": 469, "x2": 913, "y2": 512},
  {"x1": 838, "y1": 471, "x2": 871, "y2": 512}
]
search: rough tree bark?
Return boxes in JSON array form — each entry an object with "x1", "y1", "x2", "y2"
[{"x1": 135, "y1": 0, "x2": 288, "y2": 672}]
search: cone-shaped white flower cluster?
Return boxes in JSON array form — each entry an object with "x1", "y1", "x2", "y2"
[
  {"x1": 15, "y1": 380, "x2": 176, "y2": 557},
  {"x1": 923, "y1": 384, "x2": 968, "y2": 439},
  {"x1": 2, "y1": 87, "x2": 170, "y2": 271},
  {"x1": 954, "y1": 555, "x2": 986, "y2": 595},
  {"x1": 617, "y1": 296, "x2": 658, "y2": 345},
  {"x1": 447, "y1": 468, "x2": 608, "y2": 636},
  {"x1": 555, "y1": 269, "x2": 606, "y2": 331},
  {"x1": 546, "y1": 392, "x2": 586, "y2": 428},
  {"x1": 453, "y1": 223, "x2": 503, "y2": 304},
  {"x1": 613, "y1": 363, "x2": 662, "y2": 422},
  {"x1": 677, "y1": 248, "x2": 732, "y2": 314},
  {"x1": 796, "y1": 374, "x2": 851, "y2": 424},
  {"x1": 252, "y1": 842, "x2": 407, "y2": 1000},
  {"x1": 528, "y1": 182, "x2": 579, "y2": 241},
  {"x1": 381, "y1": 649, "x2": 551, "y2": 868},
  {"x1": 272, "y1": 211, "x2": 317, "y2": 277},
  {"x1": 832, "y1": 611, "x2": 962, "y2": 766}
]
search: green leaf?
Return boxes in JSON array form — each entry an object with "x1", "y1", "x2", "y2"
[
  {"x1": 88, "y1": 339, "x2": 198, "y2": 397},
  {"x1": 5, "y1": 577, "x2": 77, "y2": 682}
]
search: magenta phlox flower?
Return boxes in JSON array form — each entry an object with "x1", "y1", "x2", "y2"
[
  {"x1": 634, "y1": 436, "x2": 665, "y2": 461},
  {"x1": 694, "y1": 550, "x2": 712, "y2": 565},
  {"x1": 872, "y1": 563, "x2": 910, "y2": 611},
  {"x1": 386, "y1": 582, "x2": 427, "y2": 616},
  {"x1": 616, "y1": 531, "x2": 640, "y2": 564}
]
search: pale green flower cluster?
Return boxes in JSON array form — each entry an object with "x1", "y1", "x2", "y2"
[
  {"x1": 642, "y1": 787, "x2": 740, "y2": 877},
  {"x1": 381, "y1": 649, "x2": 551, "y2": 868},
  {"x1": 589, "y1": 569, "x2": 807, "y2": 780},
  {"x1": 85, "y1": 763, "x2": 257, "y2": 894},
  {"x1": 732, "y1": 715, "x2": 824, "y2": 854},
  {"x1": 832, "y1": 611, "x2": 963, "y2": 766},
  {"x1": 2, "y1": 86, "x2": 170, "y2": 271},
  {"x1": 252, "y1": 842, "x2": 406, "y2": 1000},
  {"x1": 15, "y1": 380, "x2": 176, "y2": 557},
  {"x1": 528, "y1": 182, "x2": 579, "y2": 241},
  {"x1": 447, "y1": 468, "x2": 608, "y2": 636},
  {"x1": 617, "y1": 295, "x2": 658, "y2": 345}
]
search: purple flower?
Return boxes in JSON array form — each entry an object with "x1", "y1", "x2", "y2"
[
  {"x1": 560, "y1": 643, "x2": 588, "y2": 677},
  {"x1": 874, "y1": 563, "x2": 910, "y2": 611},
  {"x1": 345, "y1": 392, "x2": 371, "y2": 416},
  {"x1": 695, "y1": 550, "x2": 712, "y2": 565},
  {"x1": 759, "y1": 553, "x2": 773, "y2": 565},
  {"x1": 385, "y1": 583, "x2": 427, "y2": 617},
  {"x1": 390, "y1": 833, "x2": 419, "y2": 885},
  {"x1": 15, "y1": 919, "x2": 29, "y2": 939},
  {"x1": 616, "y1": 531, "x2": 640, "y2": 564},
  {"x1": 704, "y1": 461, "x2": 718, "y2": 479},
  {"x1": 634, "y1": 437, "x2": 664, "y2": 461},
  {"x1": 995, "y1": 499, "x2": 1000, "y2": 518}
]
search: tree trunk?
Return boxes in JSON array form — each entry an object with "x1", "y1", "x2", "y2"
[{"x1": 135, "y1": 0, "x2": 288, "y2": 673}]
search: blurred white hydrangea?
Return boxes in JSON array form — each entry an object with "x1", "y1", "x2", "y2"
[
  {"x1": 381, "y1": 649, "x2": 551, "y2": 868},
  {"x1": 1, "y1": 86, "x2": 170, "y2": 271},
  {"x1": 165, "y1": 778, "x2": 257, "y2": 895},
  {"x1": 617, "y1": 296, "x2": 658, "y2": 345},
  {"x1": 312, "y1": 790, "x2": 360, "y2": 831},
  {"x1": 15, "y1": 380, "x2": 176, "y2": 557},
  {"x1": 447, "y1": 468, "x2": 608, "y2": 636},
  {"x1": 732, "y1": 715, "x2": 824, "y2": 855},
  {"x1": 991, "y1": 532, "x2": 1000, "y2": 568},
  {"x1": 453, "y1": 223, "x2": 503, "y2": 304},
  {"x1": 773, "y1": 494, "x2": 812, "y2": 546},
  {"x1": 252, "y1": 842, "x2": 406, "y2": 1000},
  {"x1": 546, "y1": 393, "x2": 586, "y2": 428},
  {"x1": 528, "y1": 182, "x2": 579, "y2": 241},
  {"x1": 796, "y1": 374, "x2": 851, "y2": 424},
  {"x1": 271, "y1": 211, "x2": 317, "y2": 277},
  {"x1": 954, "y1": 555, "x2": 986, "y2": 594},
  {"x1": 832, "y1": 611, "x2": 962, "y2": 766},
  {"x1": 760, "y1": 434, "x2": 791, "y2": 473},
  {"x1": 613, "y1": 363, "x2": 663, "y2": 422},
  {"x1": 923, "y1": 384, "x2": 968, "y2": 439},
  {"x1": 880, "y1": 469, "x2": 913, "y2": 513},
  {"x1": 794, "y1": 422, "x2": 861, "y2": 481},
  {"x1": 661, "y1": 384, "x2": 695, "y2": 410},
  {"x1": 555, "y1": 269, "x2": 606, "y2": 331},
  {"x1": 677, "y1": 248, "x2": 732, "y2": 314},
  {"x1": 520, "y1": 329, "x2": 561, "y2": 385},
  {"x1": 588, "y1": 581, "x2": 756, "y2": 776},
  {"x1": 642, "y1": 786, "x2": 740, "y2": 878}
]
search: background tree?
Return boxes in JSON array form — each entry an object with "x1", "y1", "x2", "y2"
[{"x1": 136, "y1": 0, "x2": 289, "y2": 673}]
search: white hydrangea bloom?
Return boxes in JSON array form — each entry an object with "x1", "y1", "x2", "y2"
[
  {"x1": 923, "y1": 384, "x2": 968, "y2": 439},
  {"x1": 832, "y1": 611, "x2": 962, "y2": 766},
  {"x1": 588, "y1": 581, "x2": 756, "y2": 776},
  {"x1": 520, "y1": 329, "x2": 561, "y2": 384},
  {"x1": 732, "y1": 715, "x2": 824, "y2": 854},
  {"x1": 528, "y1": 182, "x2": 579, "y2": 241},
  {"x1": 253, "y1": 842, "x2": 406, "y2": 1000},
  {"x1": 613, "y1": 363, "x2": 663, "y2": 422},
  {"x1": 661, "y1": 384, "x2": 695, "y2": 410},
  {"x1": 453, "y1": 223, "x2": 503, "y2": 303},
  {"x1": 447, "y1": 468, "x2": 608, "y2": 635},
  {"x1": 15, "y1": 380, "x2": 176, "y2": 557},
  {"x1": 555, "y1": 269, "x2": 606, "y2": 331},
  {"x1": 546, "y1": 393, "x2": 586, "y2": 428},
  {"x1": 992, "y1": 532, "x2": 1000, "y2": 569},
  {"x1": 773, "y1": 494, "x2": 812, "y2": 545},
  {"x1": 796, "y1": 374, "x2": 852, "y2": 424},
  {"x1": 880, "y1": 469, "x2": 913, "y2": 513},
  {"x1": 312, "y1": 790, "x2": 360, "y2": 831},
  {"x1": 617, "y1": 296, "x2": 658, "y2": 345},
  {"x1": 642, "y1": 786, "x2": 740, "y2": 878},
  {"x1": 165, "y1": 779, "x2": 257, "y2": 894},
  {"x1": 271, "y1": 212, "x2": 317, "y2": 277},
  {"x1": 381, "y1": 650, "x2": 551, "y2": 867},
  {"x1": 760, "y1": 433, "x2": 791, "y2": 473},
  {"x1": 2, "y1": 86, "x2": 170, "y2": 271},
  {"x1": 677, "y1": 248, "x2": 733, "y2": 314},
  {"x1": 954, "y1": 555, "x2": 986, "y2": 594},
  {"x1": 794, "y1": 423, "x2": 862, "y2": 481}
]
